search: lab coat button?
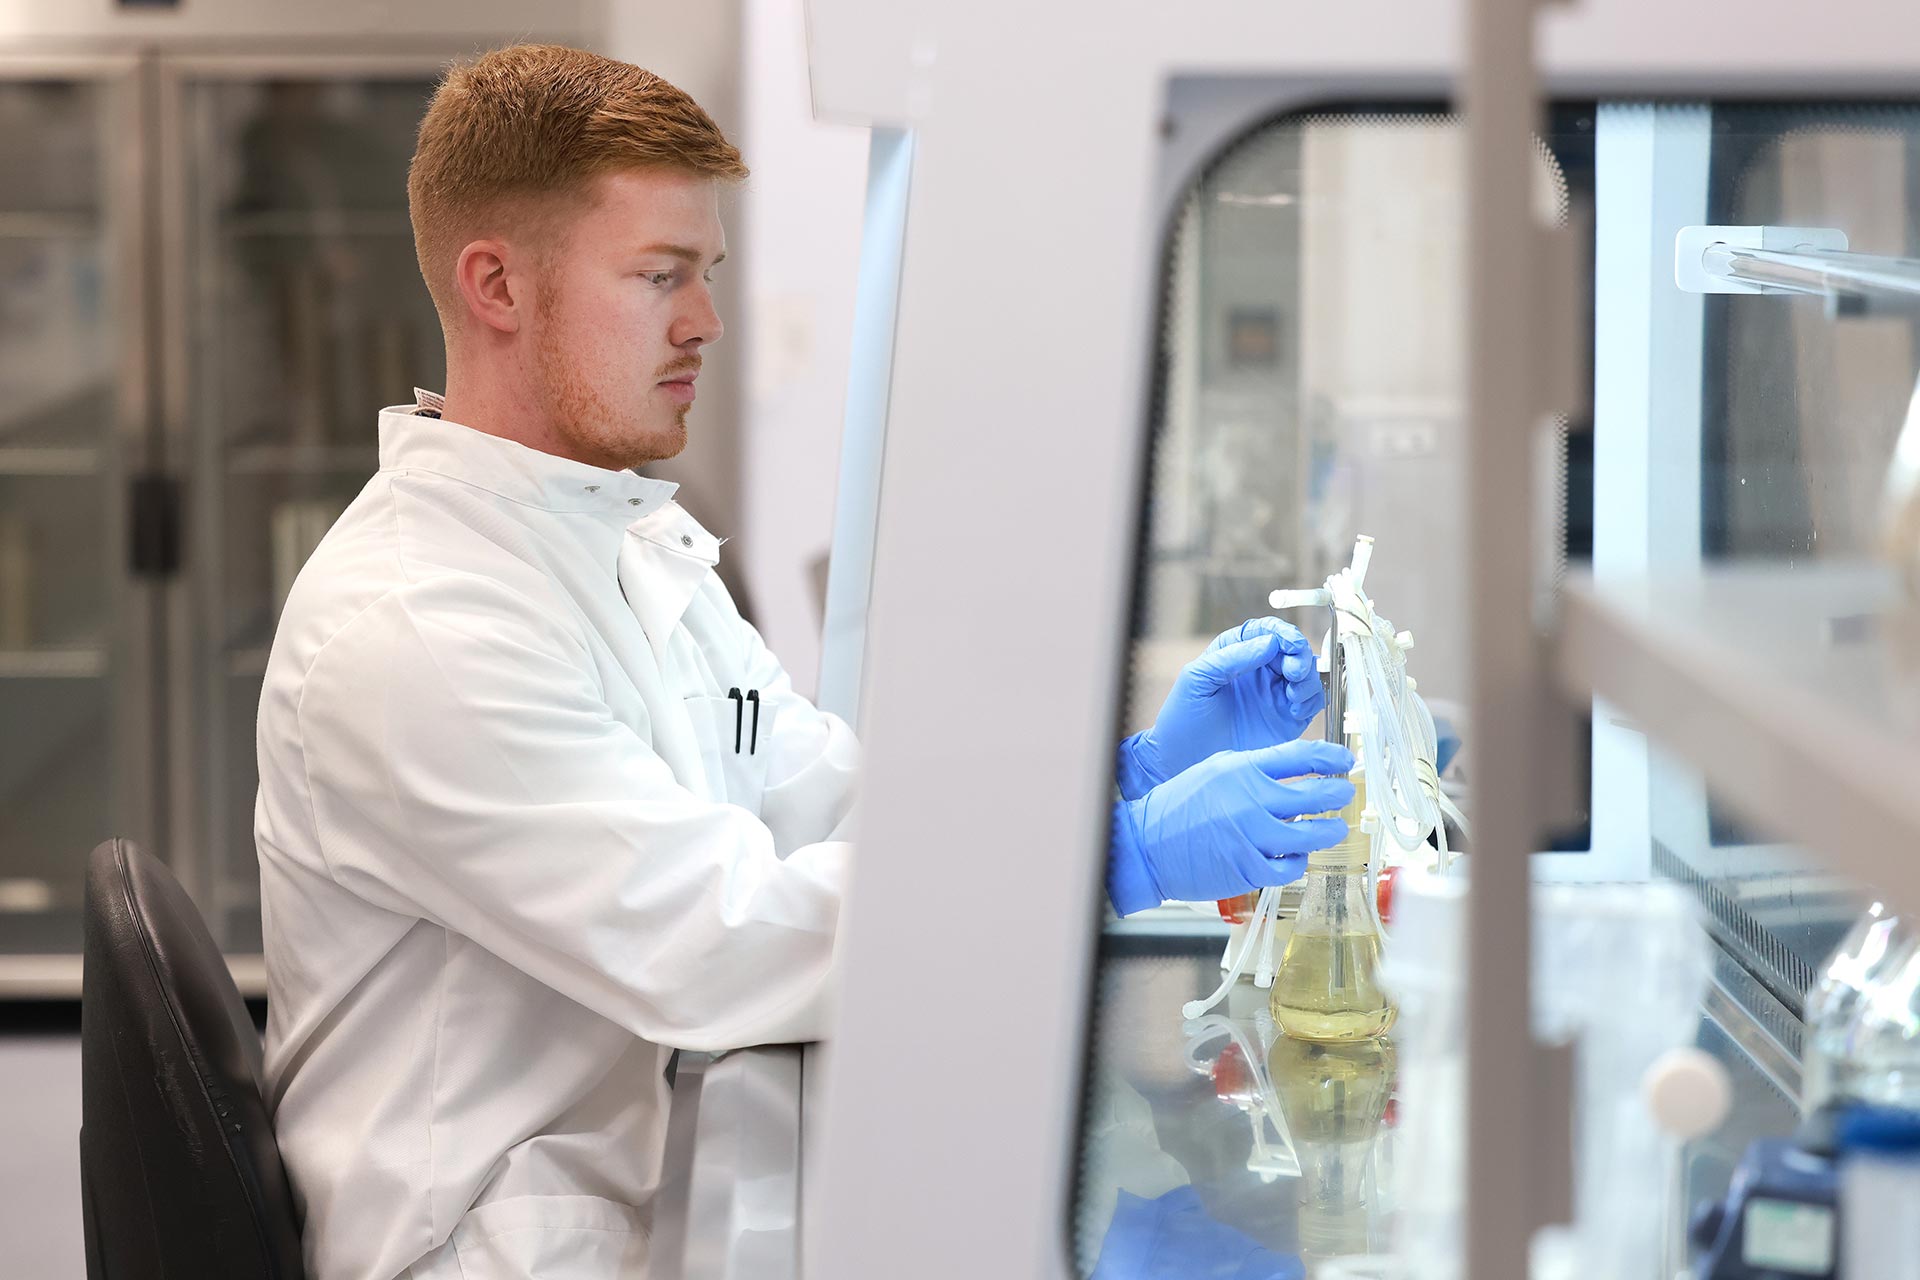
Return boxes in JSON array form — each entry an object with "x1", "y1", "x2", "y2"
[
  {"x1": 681, "y1": 534, "x2": 693, "y2": 547},
  {"x1": 585, "y1": 485, "x2": 599, "y2": 493},
  {"x1": 629, "y1": 498, "x2": 643, "y2": 506}
]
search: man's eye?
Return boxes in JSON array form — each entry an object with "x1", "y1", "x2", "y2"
[{"x1": 642, "y1": 271, "x2": 675, "y2": 286}]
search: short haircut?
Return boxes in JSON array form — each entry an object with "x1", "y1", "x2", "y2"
[{"x1": 407, "y1": 43, "x2": 748, "y2": 323}]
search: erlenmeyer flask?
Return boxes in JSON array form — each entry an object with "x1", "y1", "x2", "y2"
[{"x1": 1269, "y1": 742, "x2": 1395, "y2": 1042}]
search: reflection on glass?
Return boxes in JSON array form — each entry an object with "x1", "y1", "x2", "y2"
[
  {"x1": 1265, "y1": 1036, "x2": 1396, "y2": 1264},
  {"x1": 182, "y1": 75, "x2": 442, "y2": 947},
  {"x1": 0, "y1": 78, "x2": 116, "y2": 951}
]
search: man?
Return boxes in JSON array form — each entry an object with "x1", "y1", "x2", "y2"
[{"x1": 256, "y1": 44, "x2": 1350, "y2": 1280}]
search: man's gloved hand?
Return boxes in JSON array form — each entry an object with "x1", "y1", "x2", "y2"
[
  {"x1": 1118, "y1": 619, "x2": 1327, "y2": 800},
  {"x1": 1107, "y1": 740, "x2": 1354, "y2": 917}
]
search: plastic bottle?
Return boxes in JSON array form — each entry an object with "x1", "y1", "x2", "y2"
[
  {"x1": 1269, "y1": 737, "x2": 1396, "y2": 1043},
  {"x1": 1838, "y1": 1106, "x2": 1920, "y2": 1280},
  {"x1": 1803, "y1": 903, "x2": 1914, "y2": 1113}
]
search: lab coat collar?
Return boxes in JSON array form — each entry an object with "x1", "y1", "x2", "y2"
[
  {"x1": 377, "y1": 401, "x2": 680, "y2": 521},
  {"x1": 620, "y1": 505, "x2": 721, "y2": 664}
]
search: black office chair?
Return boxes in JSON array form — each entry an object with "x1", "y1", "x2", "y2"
[{"x1": 79, "y1": 837, "x2": 305, "y2": 1279}]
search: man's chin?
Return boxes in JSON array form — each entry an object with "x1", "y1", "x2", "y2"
[{"x1": 657, "y1": 414, "x2": 689, "y2": 460}]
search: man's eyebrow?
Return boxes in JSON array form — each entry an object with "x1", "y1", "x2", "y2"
[{"x1": 637, "y1": 243, "x2": 726, "y2": 266}]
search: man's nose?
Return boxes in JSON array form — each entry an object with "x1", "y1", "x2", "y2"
[{"x1": 672, "y1": 286, "x2": 724, "y2": 348}]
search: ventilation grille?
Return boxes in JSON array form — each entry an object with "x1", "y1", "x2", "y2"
[{"x1": 1654, "y1": 841, "x2": 1817, "y2": 1019}]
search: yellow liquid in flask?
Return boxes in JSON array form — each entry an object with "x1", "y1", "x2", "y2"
[
  {"x1": 1269, "y1": 748, "x2": 1397, "y2": 1042},
  {"x1": 1268, "y1": 929, "x2": 1396, "y2": 1042}
]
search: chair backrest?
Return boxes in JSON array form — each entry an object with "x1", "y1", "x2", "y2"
[{"x1": 80, "y1": 838, "x2": 304, "y2": 1280}]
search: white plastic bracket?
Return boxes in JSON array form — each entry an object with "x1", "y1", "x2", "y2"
[{"x1": 1673, "y1": 224, "x2": 1849, "y2": 295}]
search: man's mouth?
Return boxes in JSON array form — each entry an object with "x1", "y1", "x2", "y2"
[{"x1": 659, "y1": 369, "x2": 699, "y2": 406}]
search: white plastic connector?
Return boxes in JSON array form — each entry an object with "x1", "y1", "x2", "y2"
[
  {"x1": 1395, "y1": 630, "x2": 1414, "y2": 651},
  {"x1": 1269, "y1": 588, "x2": 1332, "y2": 611},
  {"x1": 1350, "y1": 535, "x2": 1374, "y2": 587}
]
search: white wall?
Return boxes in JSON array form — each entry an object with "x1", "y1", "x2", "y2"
[
  {"x1": 606, "y1": 0, "x2": 869, "y2": 695},
  {"x1": 735, "y1": 0, "x2": 869, "y2": 697}
]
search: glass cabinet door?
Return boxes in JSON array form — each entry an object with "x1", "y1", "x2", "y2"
[
  {"x1": 0, "y1": 66, "x2": 148, "y2": 959},
  {"x1": 168, "y1": 66, "x2": 444, "y2": 952}
]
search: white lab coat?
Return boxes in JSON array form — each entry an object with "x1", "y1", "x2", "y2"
[{"x1": 254, "y1": 402, "x2": 858, "y2": 1280}]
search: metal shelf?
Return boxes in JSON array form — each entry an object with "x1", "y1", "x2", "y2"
[
  {"x1": 227, "y1": 442, "x2": 379, "y2": 474},
  {"x1": 0, "y1": 212, "x2": 100, "y2": 239},
  {"x1": 0, "y1": 878, "x2": 57, "y2": 912},
  {"x1": 0, "y1": 379, "x2": 112, "y2": 445},
  {"x1": 220, "y1": 210, "x2": 412, "y2": 238},
  {"x1": 0, "y1": 648, "x2": 108, "y2": 679},
  {"x1": 1554, "y1": 562, "x2": 1920, "y2": 912},
  {"x1": 0, "y1": 953, "x2": 266, "y2": 1000},
  {"x1": 0, "y1": 446, "x2": 102, "y2": 476}
]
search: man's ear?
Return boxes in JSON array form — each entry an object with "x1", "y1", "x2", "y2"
[{"x1": 453, "y1": 239, "x2": 520, "y2": 335}]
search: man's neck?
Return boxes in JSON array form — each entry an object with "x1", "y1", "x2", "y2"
[{"x1": 439, "y1": 358, "x2": 567, "y2": 461}]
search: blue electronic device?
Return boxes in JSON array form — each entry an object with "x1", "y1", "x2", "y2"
[{"x1": 1689, "y1": 1136, "x2": 1840, "y2": 1279}]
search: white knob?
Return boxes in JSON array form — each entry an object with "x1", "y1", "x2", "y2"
[{"x1": 1642, "y1": 1047, "x2": 1732, "y2": 1139}]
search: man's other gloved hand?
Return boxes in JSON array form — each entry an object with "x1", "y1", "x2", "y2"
[{"x1": 1107, "y1": 740, "x2": 1354, "y2": 917}]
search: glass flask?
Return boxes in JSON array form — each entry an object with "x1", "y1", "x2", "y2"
[
  {"x1": 1269, "y1": 750, "x2": 1397, "y2": 1042},
  {"x1": 1803, "y1": 902, "x2": 1913, "y2": 1112},
  {"x1": 1266, "y1": 1034, "x2": 1397, "y2": 1263}
]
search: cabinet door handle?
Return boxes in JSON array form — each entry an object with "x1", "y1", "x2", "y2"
[{"x1": 129, "y1": 473, "x2": 182, "y2": 578}]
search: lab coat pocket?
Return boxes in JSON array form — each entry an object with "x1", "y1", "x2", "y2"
[
  {"x1": 448, "y1": 1194, "x2": 648, "y2": 1280},
  {"x1": 683, "y1": 692, "x2": 779, "y2": 813}
]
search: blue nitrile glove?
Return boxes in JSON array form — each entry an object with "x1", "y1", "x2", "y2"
[
  {"x1": 1092, "y1": 1186, "x2": 1307, "y2": 1280},
  {"x1": 1107, "y1": 740, "x2": 1354, "y2": 917},
  {"x1": 1117, "y1": 619, "x2": 1327, "y2": 800}
]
